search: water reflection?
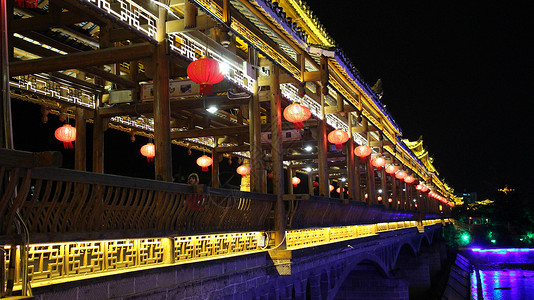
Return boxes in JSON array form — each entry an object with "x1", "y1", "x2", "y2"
[
  {"x1": 471, "y1": 269, "x2": 534, "y2": 300},
  {"x1": 469, "y1": 248, "x2": 534, "y2": 300}
]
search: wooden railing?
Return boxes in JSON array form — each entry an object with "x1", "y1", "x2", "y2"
[
  {"x1": 0, "y1": 149, "x2": 444, "y2": 244},
  {"x1": 285, "y1": 194, "x2": 424, "y2": 229},
  {"x1": 0, "y1": 150, "x2": 275, "y2": 243}
]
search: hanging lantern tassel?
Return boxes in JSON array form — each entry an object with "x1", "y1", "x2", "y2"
[{"x1": 55, "y1": 124, "x2": 76, "y2": 149}]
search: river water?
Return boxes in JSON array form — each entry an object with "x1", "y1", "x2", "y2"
[{"x1": 467, "y1": 248, "x2": 534, "y2": 300}]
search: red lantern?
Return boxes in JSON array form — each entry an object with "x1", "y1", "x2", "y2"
[
  {"x1": 378, "y1": 196, "x2": 383, "y2": 201},
  {"x1": 388, "y1": 198, "x2": 393, "y2": 203},
  {"x1": 15, "y1": 0, "x2": 38, "y2": 8},
  {"x1": 292, "y1": 177, "x2": 301, "y2": 187},
  {"x1": 196, "y1": 155, "x2": 213, "y2": 172},
  {"x1": 236, "y1": 165, "x2": 250, "y2": 177},
  {"x1": 354, "y1": 145, "x2": 372, "y2": 160},
  {"x1": 140, "y1": 143, "x2": 155, "y2": 162},
  {"x1": 328, "y1": 129, "x2": 349, "y2": 150},
  {"x1": 416, "y1": 184, "x2": 423, "y2": 191},
  {"x1": 371, "y1": 157, "x2": 387, "y2": 170},
  {"x1": 187, "y1": 57, "x2": 225, "y2": 95},
  {"x1": 329, "y1": 185, "x2": 335, "y2": 192},
  {"x1": 283, "y1": 103, "x2": 311, "y2": 130},
  {"x1": 313, "y1": 181, "x2": 319, "y2": 189},
  {"x1": 404, "y1": 176, "x2": 415, "y2": 184},
  {"x1": 395, "y1": 171, "x2": 407, "y2": 180},
  {"x1": 421, "y1": 186, "x2": 429, "y2": 193},
  {"x1": 55, "y1": 124, "x2": 76, "y2": 149},
  {"x1": 385, "y1": 164, "x2": 398, "y2": 175}
]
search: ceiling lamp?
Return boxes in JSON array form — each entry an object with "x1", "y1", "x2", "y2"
[
  {"x1": 385, "y1": 164, "x2": 398, "y2": 176},
  {"x1": 283, "y1": 103, "x2": 311, "y2": 129},
  {"x1": 404, "y1": 176, "x2": 415, "y2": 184},
  {"x1": 55, "y1": 124, "x2": 76, "y2": 149},
  {"x1": 140, "y1": 143, "x2": 155, "y2": 162},
  {"x1": 292, "y1": 176, "x2": 301, "y2": 187},
  {"x1": 328, "y1": 129, "x2": 349, "y2": 150},
  {"x1": 354, "y1": 145, "x2": 372, "y2": 160},
  {"x1": 196, "y1": 155, "x2": 213, "y2": 172},
  {"x1": 187, "y1": 57, "x2": 225, "y2": 95},
  {"x1": 395, "y1": 171, "x2": 407, "y2": 181},
  {"x1": 371, "y1": 157, "x2": 387, "y2": 170},
  {"x1": 236, "y1": 165, "x2": 250, "y2": 177}
]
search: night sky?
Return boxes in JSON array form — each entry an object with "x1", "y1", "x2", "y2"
[{"x1": 304, "y1": 0, "x2": 533, "y2": 199}]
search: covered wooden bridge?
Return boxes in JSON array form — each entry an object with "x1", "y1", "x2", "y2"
[{"x1": 1, "y1": 0, "x2": 458, "y2": 297}]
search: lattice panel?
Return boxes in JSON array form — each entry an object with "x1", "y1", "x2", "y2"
[
  {"x1": 86, "y1": 0, "x2": 158, "y2": 39},
  {"x1": 10, "y1": 74, "x2": 96, "y2": 108},
  {"x1": 27, "y1": 244, "x2": 64, "y2": 281},
  {"x1": 286, "y1": 228, "x2": 328, "y2": 248},
  {"x1": 174, "y1": 233, "x2": 260, "y2": 261}
]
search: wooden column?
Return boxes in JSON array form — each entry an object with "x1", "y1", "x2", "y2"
[
  {"x1": 212, "y1": 152, "x2": 220, "y2": 188},
  {"x1": 1, "y1": 0, "x2": 13, "y2": 150},
  {"x1": 184, "y1": 0, "x2": 197, "y2": 29},
  {"x1": 365, "y1": 125, "x2": 376, "y2": 205},
  {"x1": 308, "y1": 173, "x2": 314, "y2": 195},
  {"x1": 355, "y1": 156, "x2": 362, "y2": 201},
  {"x1": 74, "y1": 107, "x2": 86, "y2": 170},
  {"x1": 248, "y1": 49, "x2": 264, "y2": 192},
  {"x1": 288, "y1": 165, "x2": 294, "y2": 194},
  {"x1": 317, "y1": 55, "x2": 329, "y2": 197},
  {"x1": 346, "y1": 114, "x2": 356, "y2": 204},
  {"x1": 153, "y1": 5, "x2": 172, "y2": 181},
  {"x1": 92, "y1": 24, "x2": 111, "y2": 173},
  {"x1": 391, "y1": 175, "x2": 398, "y2": 209},
  {"x1": 366, "y1": 153, "x2": 376, "y2": 205},
  {"x1": 269, "y1": 62, "x2": 286, "y2": 248}
]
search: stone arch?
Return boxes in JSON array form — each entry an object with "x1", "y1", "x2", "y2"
[
  {"x1": 332, "y1": 258, "x2": 408, "y2": 299},
  {"x1": 419, "y1": 234, "x2": 431, "y2": 252},
  {"x1": 393, "y1": 242, "x2": 418, "y2": 267}
]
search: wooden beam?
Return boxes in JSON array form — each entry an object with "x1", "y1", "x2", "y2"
[
  {"x1": 98, "y1": 96, "x2": 250, "y2": 118},
  {"x1": 324, "y1": 105, "x2": 357, "y2": 115},
  {"x1": 10, "y1": 42, "x2": 154, "y2": 76},
  {"x1": 303, "y1": 71, "x2": 321, "y2": 82},
  {"x1": 170, "y1": 125, "x2": 249, "y2": 139},
  {"x1": 14, "y1": 32, "x2": 137, "y2": 88},
  {"x1": 166, "y1": 15, "x2": 217, "y2": 33},
  {"x1": 213, "y1": 145, "x2": 250, "y2": 153},
  {"x1": 11, "y1": 12, "x2": 90, "y2": 33}
]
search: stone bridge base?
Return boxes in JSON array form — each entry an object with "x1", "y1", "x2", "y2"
[{"x1": 30, "y1": 225, "x2": 447, "y2": 300}]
